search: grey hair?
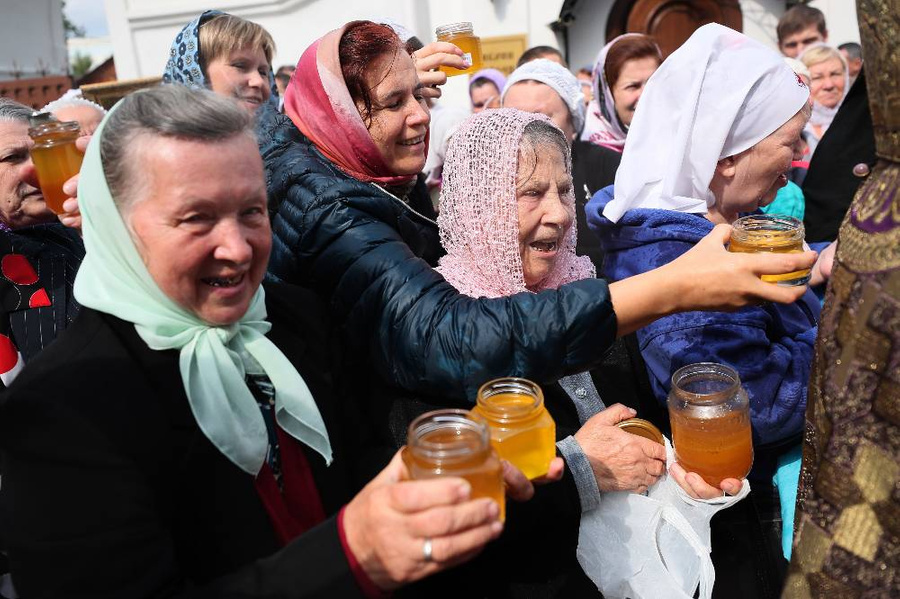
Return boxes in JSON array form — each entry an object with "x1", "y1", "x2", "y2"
[
  {"x1": 517, "y1": 119, "x2": 572, "y2": 185},
  {"x1": 100, "y1": 85, "x2": 253, "y2": 211},
  {"x1": 0, "y1": 98, "x2": 33, "y2": 124}
]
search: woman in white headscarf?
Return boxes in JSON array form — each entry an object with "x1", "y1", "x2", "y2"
[{"x1": 586, "y1": 23, "x2": 828, "y2": 598}]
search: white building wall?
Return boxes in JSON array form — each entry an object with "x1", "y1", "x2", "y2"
[
  {"x1": 565, "y1": 0, "x2": 612, "y2": 71},
  {"x1": 809, "y1": 0, "x2": 860, "y2": 46},
  {"x1": 104, "y1": 0, "x2": 858, "y2": 108},
  {"x1": 104, "y1": 0, "x2": 564, "y2": 113},
  {"x1": 0, "y1": 0, "x2": 68, "y2": 80}
]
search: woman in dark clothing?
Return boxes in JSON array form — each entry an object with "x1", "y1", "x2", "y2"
[
  {"x1": 260, "y1": 20, "x2": 816, "y2": 406},
  {"x1": 0, "y1": 85, "x2": 510, "y2": 599}
]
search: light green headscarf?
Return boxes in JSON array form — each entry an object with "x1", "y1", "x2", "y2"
[{"x1": 73, "y1": 104, "x2": 331, "y2": 475}]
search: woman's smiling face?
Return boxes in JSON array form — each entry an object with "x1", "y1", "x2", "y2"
[
  {"x1": 206, "y1": 46, "x2": 271, "y2": 113},
  {"x1": 127, "y1": 133, "x2": 271, "y2": 325},
  {"x1": 358, "y1": 50, "x2": 431, "y2": 176}
]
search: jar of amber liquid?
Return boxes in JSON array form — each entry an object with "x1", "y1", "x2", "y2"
[
  {"x1": 728, "y1": 214, "x2": 810, "y2": 286},
  {"x1": 28, "y1": 117, "x2": 83, "y2": 215},
  {"x1": 435, "y1": 22, "x2": 483, "y2": 76},
  {"x1": 668, "y1": 363, "x2": 753, "y2": 486},
  {"x1": 472, "y1": 377, "x2": 556, "y2": 480},
  {"x1": 407, "y1": 409, "x2": 505, "y2": 520}
]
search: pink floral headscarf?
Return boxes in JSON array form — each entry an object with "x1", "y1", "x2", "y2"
[
  {"x1": 437, "y1": 108, "x2": 595, "y2": 298},
  {"x1": 284, "y1": 24, "x2": 423, "y2": 187},
  {"x1": 580, "y1": 34, "x2": 659, "y2": 152}
]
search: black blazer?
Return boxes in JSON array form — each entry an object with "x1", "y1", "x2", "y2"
[
  {"x1": 802, "y1": 69, "x2": 877, "y2": 243},
  {"x1": 0, "y1": 283, "x2": 364, "y2": 599}
]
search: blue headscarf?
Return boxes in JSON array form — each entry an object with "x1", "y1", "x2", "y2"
[{"x1": 162, "y1": 10, "x2": 279, "y2": 109}]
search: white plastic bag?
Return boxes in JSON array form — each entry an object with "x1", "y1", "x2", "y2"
[{"x1": 576, "y1": 439, "x2": 750, "y2": 599}]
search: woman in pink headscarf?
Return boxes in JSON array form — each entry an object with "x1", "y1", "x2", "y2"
[
  {"x1": 438, "y1": 107, "x2": 743, "y2": 499},
  {"x1": 580, "y1": 34, "x2": 662, "y2": 151}
]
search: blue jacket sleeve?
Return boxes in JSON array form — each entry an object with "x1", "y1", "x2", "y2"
[
  {"x1": 267, "y1": 167, "x2": 617, "y2": 401},
  {"x1": 637, "y1": 304, "x2": 817, "y2": 446}
]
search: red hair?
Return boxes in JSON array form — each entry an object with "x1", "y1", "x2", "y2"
[
  {"x1": 339, "y1": 21, "x2": 406, "y2": 126},
  {"x1": 604, "y1": 35, "x2": 662, "y2": 89}
]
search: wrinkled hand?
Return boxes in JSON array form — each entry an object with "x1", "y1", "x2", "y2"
[
  {"x1": 662, "y1": 224, "x2": 818, "y2": 311},
  {"x1": 502, "y1": 457, "x2": 565, "y2": 502},
  {"x1": 413, "y1": 42, "x2": 468, "y2": 100},
  {"x1": 668, "y1": 462, "x2": 742, "y2": 500},
  {"x1": 343, "y1": 450, "x2": 503, "y2": 591},
  {"x1": 808, "y1": 241, "x2": 836, "y2": 286},
  {"x1": 57, "y1": 135, "x2": 90, "y2": 232},
  {"x1": 574, "y1": 404, "x2": 667, "y2": 493}
]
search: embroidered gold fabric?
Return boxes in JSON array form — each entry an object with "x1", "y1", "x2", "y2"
[
  {"x1": 784, "y1": 2, "x2": 900, "y2": 596},
  {"x1": 857, "y1": 0, "x2": 900, "y2": 162}
]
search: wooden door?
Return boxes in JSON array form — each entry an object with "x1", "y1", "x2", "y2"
[{"x1": 606, "y1": 0, "x2": 743, "y2": 58}]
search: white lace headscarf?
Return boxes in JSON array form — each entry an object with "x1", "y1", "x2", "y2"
[{"x1": 437, "y1": 108, "x2": 595, "y2": 298}]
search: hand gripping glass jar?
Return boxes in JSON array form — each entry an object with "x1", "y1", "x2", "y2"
[
  {"x1": 435, "y1": 22, "x2": 483, "y2": 76},
  {"x1": 728, "y1": 214, "x2": 811, "y2": 286},
  {"x1": 27, "y1": 114, "x2": 83, "y2": 215},
  {"x1": 406, "y1": 409, "x2": 505, "y2": 520},
  {"x1": 472, "y1": 377, "x2": 556, "y2": 480},
  {"x1": 667, "y1": 363, "x2": 753, "y2": 486}
]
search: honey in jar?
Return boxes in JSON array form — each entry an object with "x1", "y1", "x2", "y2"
[
  {"x1": 728, "y1": 214, "x2": 811, "y2": 286},
  {"x1": 472, "y1": 377, "x2": 556, "y2": 480},
  {"x1": 407, "y1": 409, "x2": 505, "y2": 520},
  {"x1": 28, "y1": 116, "x2": 83, "y2": 215},
  {"x1": 667, "y1": 363, "x2": 753, "y2": 486},
  {"x1": 435, "y1": 22, "x2": 483, "y2": 76}
]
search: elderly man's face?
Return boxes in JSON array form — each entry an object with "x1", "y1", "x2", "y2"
[
  {"x1": 127, "y1": 133, "x2": 271, "y2": 325},
  {"x1": 0, "y1": 120, "x2": 54, "y2": 229},
  {"x1": 503, "y1": 81, "x2": 575, "y2": 141}
]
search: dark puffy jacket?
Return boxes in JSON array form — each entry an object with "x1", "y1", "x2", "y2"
[{"x1": 257, "y1": 104, "x2": 618, "y2": 401}]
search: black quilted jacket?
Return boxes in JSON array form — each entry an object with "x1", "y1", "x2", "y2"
[{"x1": 258, "y1": 104, "x2": 619, "y2": 401}]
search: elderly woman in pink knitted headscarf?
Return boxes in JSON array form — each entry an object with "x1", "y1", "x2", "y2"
[{"x1": 437, "y1": 108, "x2": 742, "y2": 510}]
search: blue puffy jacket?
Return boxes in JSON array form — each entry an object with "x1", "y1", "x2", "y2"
[
  {"x1": 587, "y1": 186, "x2": 820, "y2": 477},
  {"x1": 257, "y1": 105, "x2": 619, "y2": 400}
]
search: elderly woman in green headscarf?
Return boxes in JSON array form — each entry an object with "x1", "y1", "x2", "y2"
[{"x1": 0, "y1": 85, "x2": 512, "y2": 597}]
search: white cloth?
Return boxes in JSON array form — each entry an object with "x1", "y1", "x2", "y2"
[
  {"x1": 603, "y1": 23, "x2": 810, "y2": 223},
  {"x1": 501, "y1": 58, "x2": 586, "y2": 134},
  {"x1": 577, "y1": 438, "x2": 751, "y2": 599}
]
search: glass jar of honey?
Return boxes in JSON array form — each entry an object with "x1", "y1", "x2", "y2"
[
  {"x1": 435, "y1": 22, "x2": 483, "y2": 76},
  {"x1": 407, "y1": 409, "x2": 505, "y2": 520},
  {"x1": 472, "y1": 377, "x2": 556, "y2": 480},
  {"x1": 728, "y1": 214, "x2": 811, "y2": 286},
  {"x1": 667, "y1": 363, "x2": 753, "y2": 486},
  {"x1": 28, "y1": 115, "x2": 83, "y2": 215}
]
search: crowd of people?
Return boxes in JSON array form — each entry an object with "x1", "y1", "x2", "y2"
[{"x1": 0, "y1": 2, "x2": 893, "y2": 598}]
